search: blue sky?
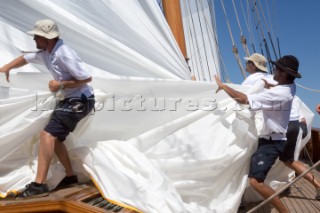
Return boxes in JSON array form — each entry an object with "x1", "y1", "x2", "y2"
[{"x1": 213, "y1": 0, "x2": 320, "y2": 128}]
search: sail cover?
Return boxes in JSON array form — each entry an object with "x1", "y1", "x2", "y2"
[{"x1": 0, "y1": 0, "x2": 314, "y2": 213}]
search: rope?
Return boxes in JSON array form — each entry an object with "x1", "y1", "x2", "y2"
[
  {"x1": 257, "y1": 0, "x2": 270, "y2": 32},
  {"x1": 208, "y1": 0, "x2": 231, "y2": 82},
  {"x1": 232, "y1": 0, "x2": 250, "y2": 57},
  {"x1": 250, "y1": 0, "x2": 264, "y2": 54},
  {"x1": 257, "y1": 0, "x2": 278, "y2": 59},
  {"x1": 240, "y1": 0, "x2": 257, "y2": 53},
  {"x1": 251, "y1": 0, "x2": 273, "y2": 72},
  {"x1": 277, "y1": 37, "x2": 281, "y2": 58},
  {"x1": 303, "y1": 147, "x2": 314, "y2": 165},
  {"x1": 220, "y1": 0, "x2": 246, "y2": 79},
  {"x1": 241, "y1": 35, "x2": 250, "y2": 57},
  {"x1": 265, "y1": 0, "x2": 276, "y2": 41},
  {"x1": 231, "y1": 0, "x2": 243, "y2": 35},
  {"x1": 297, "y1": 83, "x2": 320, "y2": 93},
  {"x1": 220, "y1": 0, "x2": 235, "y2": 46},
  {"x1": 252, "y1": 0, "x2": 266, "y2": 40},
  {"x1": 265, "y1": 0, "x2": 280, "y2": 59},
  {"x1": 232, "y1": 46, "x2": 246, "y2": 79},
  {"x1": 272, "y1": 0, "x2": 282, "y2": 58}
]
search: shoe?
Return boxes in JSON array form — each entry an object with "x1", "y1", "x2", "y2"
[
  {"x1": 15, "y1": 182, "x2": 49, "y2": 199},
  {"x1": 55, "y1": 175, "x2": 78, "y2": 189},
  {"x1": 280, "y1": 187, "x2": 291, "y2": 197},
  {"x1": 316, "y1": 188, "x2": 320, "y2": 200}
]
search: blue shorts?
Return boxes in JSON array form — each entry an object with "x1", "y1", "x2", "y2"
[
  {"x1": 279, "y1": 120, "x2": 300, "y2": 162},
  {"x1": 44, "y1": 94, "x2": 95, "y2": 142},
  {"x1": 248, "y1": 138, "x2": 287, "y2": 181}
]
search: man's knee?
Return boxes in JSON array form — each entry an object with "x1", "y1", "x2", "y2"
[
  {"x1": 249, "y1": 177, "x2": 263, "y2": 188},
  {"x1": 40, "y1": 130, "x2": 56, "y2": 141},
  {"x1": 40, "y1": 130, "x2": 49, "y2": 138}
]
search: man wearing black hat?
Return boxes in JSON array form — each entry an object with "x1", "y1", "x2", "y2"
[{"x1": 215, "y1": 55, "x2": 300, "y2": 213}]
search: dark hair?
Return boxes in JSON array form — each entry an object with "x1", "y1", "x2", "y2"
[{"x1": 52, "y1": 37, "x2": 59, "y2": 42}]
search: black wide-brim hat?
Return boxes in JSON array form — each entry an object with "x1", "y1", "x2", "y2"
[{"x1": 270, "y1": 55, "x2": 302, "y2": 78}]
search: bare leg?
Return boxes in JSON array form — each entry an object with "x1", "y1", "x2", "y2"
[
  {"x1": 249, "y1": 178, "x2": 289, "y2": 213},
  {"x1": 35, "y1": 130, "x2": 56, "y2": 184},
  {"x1": 54, "y1": 140, "x2": 73, "y2": 176},
  {"x1": 284, "y1": 161, "x2": 320, "y2": 189}
]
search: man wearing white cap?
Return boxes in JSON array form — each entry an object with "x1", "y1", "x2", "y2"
[
  {"x1": 242, "y1": 53, "x2": 269, "y2": 86},
  {"x1": 0, "y1": 19, "x2": 94, "y2": 198}
]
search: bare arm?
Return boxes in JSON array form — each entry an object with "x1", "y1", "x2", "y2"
[
  {"x1": 214, "y1": 75, "x2": 248, "y2": 104},
  {"x1": 317, "y1": 104, "x2": 320, "y2": 114},
  {"x1": 49, "y1": 77, "x2": 92, "y2": 92},
  {"x1": 0, "y1": 56, "x2": 28, "y2": 82}
]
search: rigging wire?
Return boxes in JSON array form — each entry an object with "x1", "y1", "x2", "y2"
[
  {"x1": 264, "y1": 0, "x2": 281, "y2": 59},
  {"x1": 220, "y1": 0, "x2": 246, "y2": 79},
  {"x1": 250, "y1": 0, "x2": 263, "y2": 54},
  {"x1": 252, "y1": 0, "x2": 269, "y2": 56},
  {"x1": 239, "y1": 0, "x2": 253, "y2": 53},
  {"x1": 220, "y1": 0, "x2": 235, "y2": 46},
  {"x1": 231, "y1": 0, "x2": 243, "y2": 35},
  {"x1": 245, "y1": 0, "x2": 257, "y2": 52},
  {"x1": 207, "y1": 0, "x2": 231, "y2": 82},
  {"x1": 242, "y1": 0, "x2": 257, "y2": 53},
  {"x1": 297, "y1": 83, "x2": 320, "y2": 93},
  {"x1": 251, "y1": 0, "x2": 273, "y2": 72},
  {"x1": 272, "y1": 0, "x2": 281, "y2": 58},
  {"x1": 257, "y1": 0, "x2": 278, "y2": 60},
  {"x1": 265, "y1": 0, "x2": 276, "y2": 44}
]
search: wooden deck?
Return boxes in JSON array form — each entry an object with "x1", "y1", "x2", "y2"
[
  {"x1": 2, "y1": 175, "x2": 320, "y2": 213},
  {"x1": 0, "y1": 182, "x2": 138, "y2": 213}
]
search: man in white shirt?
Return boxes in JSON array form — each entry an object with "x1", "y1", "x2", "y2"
[
  {"x1": 215, "y1": 55, "x2": 301, "y2": 213},
  {"x1": 0, "y1": 19, "x2": 94, "y2": 198}
]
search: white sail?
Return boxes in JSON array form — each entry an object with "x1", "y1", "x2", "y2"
[
  {"x1": 180, "y1": 0, "x2": 220, "y2": 81},
  {"x1": 0, "y1": 1, "x2": 314, "y2": 213}
]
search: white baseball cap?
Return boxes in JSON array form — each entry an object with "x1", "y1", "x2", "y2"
[{"x1": 27, "y1": 19, "x2": 60, "y2": 39}]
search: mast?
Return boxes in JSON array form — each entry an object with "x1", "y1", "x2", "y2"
[{"x1": 162, "y1": 0, "x2": 187, "y2": 60}]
